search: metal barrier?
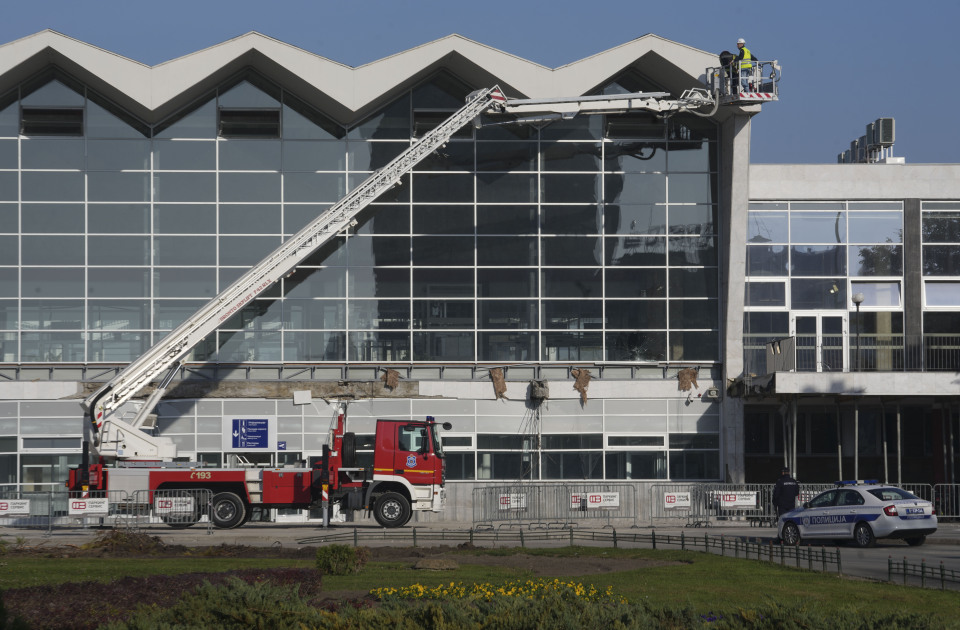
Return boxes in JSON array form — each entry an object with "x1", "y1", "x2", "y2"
[
  {"x1": 935, "y1": 484, "x2": 960, "y2": 519},
  {"x1": 472, "y1": 483, "x2": 639, "y2": 529},
  {"x1": 128, "y1": 489, "x2": 214, "y2": 533},
  {"x1": 650, "y1": 483, "x2": 699, "y2": 526}
]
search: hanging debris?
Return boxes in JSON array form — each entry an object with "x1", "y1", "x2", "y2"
[
  {"x1": 490, "y1": 367, "x2": 507, "y2": 399},
  {"x1": 529, "y1": 380, "x2": 549, "y2": 404},
  {"x1": 380, "y1": 368, "x2": 401, "y2": 390},
  {"x1": 677, "y1": 367, "x2": 699, "y2": 391},
  {"x1": 570, "y1": 368, "x2": 591, "y2": 404}
]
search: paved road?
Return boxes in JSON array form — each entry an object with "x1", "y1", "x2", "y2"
[{"x1": 4, "y1": 521, "x2": 960, "y2": 589}]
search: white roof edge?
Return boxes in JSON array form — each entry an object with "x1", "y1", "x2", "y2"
[{"x1": 0, "y1": 30, "x2": 716, "y2": 114}]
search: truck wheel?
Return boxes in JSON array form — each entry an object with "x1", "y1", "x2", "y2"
[
  {"x1": 342, "y1": 432, "x2": 356, "y2": 468},
  {"x1": 373, "y1": 492, "x2": 411, "y2": 528},
  {"x1": 209, "y1": 492, "x2": 246, "y2": 529}
]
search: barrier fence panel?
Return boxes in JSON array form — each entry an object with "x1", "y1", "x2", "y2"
[
  {"x1": 698, "y1": 483, "x2": 777, "y2": 526},
  {"x1": 901, "y1": 483, "x2": 934, "y2": 503},
  {"x1": 650, "y1": 484, "x2": 699, "y2": 526},
  {"x1": 129, "y1": 489, "x2": 214, "y2": 533},
  {"x1": 934, "y1": 484, "x2": 960, "y2": 519},
  {"x1": 472, "y1": 483, "x2": 638, "y2": 529}
]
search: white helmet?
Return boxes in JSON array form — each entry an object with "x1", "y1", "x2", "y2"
[{"x1": 737, "y1": 38, "x2": 745, "y2": 44}]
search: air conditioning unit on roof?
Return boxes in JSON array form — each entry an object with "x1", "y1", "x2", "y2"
[{"x1": 876, "y1": 118, "x2": 895, "y2": 146}]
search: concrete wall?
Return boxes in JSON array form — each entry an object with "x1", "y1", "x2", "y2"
[{"x1": 750, "y1": 164, "x2": 960, "y2": 200}]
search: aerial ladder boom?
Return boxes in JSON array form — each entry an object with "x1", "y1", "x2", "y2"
[{"x1": 84, "y1": 85, "x2": 720, "y2": 461}]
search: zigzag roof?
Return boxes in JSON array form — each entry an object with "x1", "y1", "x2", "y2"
[{"x1": 0, "y1": 30, "x2": 719, "y2": 124}]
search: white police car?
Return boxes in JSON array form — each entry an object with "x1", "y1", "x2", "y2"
[{"x1": 778, "y1": 481, "x2": 937, "y2": 548}]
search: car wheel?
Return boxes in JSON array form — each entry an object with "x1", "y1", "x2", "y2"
[
  {"x1": 905, "y1": 535, "x2": 926, "y2": 547},
  {"x1": 373, "y1": 492, "x2": 411, "y2": 528},
  {"x1": 853, "y1": 522, "x2": 876, "y2": 548},
  {"x1": 209, "y1": 492, "x2": 247, "y2": 529},
  {"x1": 781, "y1": 522, "x2": 801, "y2": 546}
]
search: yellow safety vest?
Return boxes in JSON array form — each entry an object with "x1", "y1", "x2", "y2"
[{"x1": 738, "y1": 48, "x2": 755, "y2": 69}]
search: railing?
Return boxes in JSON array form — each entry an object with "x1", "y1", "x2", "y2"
[
  {"x1": 748, "y1": 334, "x2": 960, "y2": 374},
  {"x1": 471, "y1": 483, "x2": 639, "y2": 529},
  {"x1": 888, "y1": 556, "x2": 960, "y2": 590}
]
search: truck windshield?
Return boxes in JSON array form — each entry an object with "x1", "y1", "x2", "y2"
[{"x1": 431, "y1": 425, "x2": 444, "y2": 458}]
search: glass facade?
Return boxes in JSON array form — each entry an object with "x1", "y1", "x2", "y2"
[{"x1": 0, "y1": 70, "x2": 721, "y2": 366}]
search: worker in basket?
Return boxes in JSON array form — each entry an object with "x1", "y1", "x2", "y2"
[{"x1": 734, "y1": 38, "x2": 758, "y2": 92}]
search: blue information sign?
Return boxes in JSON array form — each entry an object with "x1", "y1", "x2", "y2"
[{"x1": 231, "y1": 418, "x2": 269, "y2": 449}]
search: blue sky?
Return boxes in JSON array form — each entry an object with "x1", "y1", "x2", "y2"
[{"x1": 3, "y1": 0, "x2": 958, "y2": 164}]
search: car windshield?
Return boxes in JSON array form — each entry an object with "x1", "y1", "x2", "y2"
[{"x1": 867, "y1": 487, "x2": 919, "y2": 501}]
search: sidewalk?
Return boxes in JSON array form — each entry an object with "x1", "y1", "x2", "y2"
[{"x1": 4, "y1": 520, "x2": 959, "y2": 550}]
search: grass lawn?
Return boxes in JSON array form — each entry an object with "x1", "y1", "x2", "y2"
[{"x1": 3, "y1": 545, "x2": 957, "y2": 624}]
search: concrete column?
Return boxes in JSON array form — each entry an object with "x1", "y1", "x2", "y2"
[{"x1": 719, "y1": 111, "x2": 755, "y2": 483}]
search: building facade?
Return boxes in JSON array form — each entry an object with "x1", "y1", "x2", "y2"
[{"x1": 0, "y1": 31, "x2": 955, "y2": 522}]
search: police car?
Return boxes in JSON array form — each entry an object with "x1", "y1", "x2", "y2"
[{"x1": 778, "y1": 481, "x2": 937, "y2": 548}]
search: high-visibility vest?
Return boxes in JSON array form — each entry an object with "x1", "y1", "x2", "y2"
[{"x1": 739, "y1": 48, "x2": 755, "y2": 70}]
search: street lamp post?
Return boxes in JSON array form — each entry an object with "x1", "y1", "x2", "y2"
[{"x1": 852, "y1": 292, "x2": 865, "y2": 371}]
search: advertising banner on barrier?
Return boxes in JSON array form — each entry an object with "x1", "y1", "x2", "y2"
[
  {"x1": 571, "y1": 492, "x2": 620, "y2": 509},
  {"x1": 154, "y1": 497, "x2": 195, "y2": 514},
  {"x1": 715, "y1": 491, "x2": 759, "y2": 509},
  {"x1": 498, "y1": 494, "x2": 526, "y2": 510},
  {"x1": 663, "y1": 492, "x2": 691, "y2": 508},
  {"x1": 68, "y1": 498, "x2": 109, "y2": 515},
  {"x1": 0, "y1": 499, "x2": 30, "y2": 516}
]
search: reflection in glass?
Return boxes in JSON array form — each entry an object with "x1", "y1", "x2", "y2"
[
  {"x1": 922, "y1": 211, "x2": 960, "y2": 243},
  {"x1": 791, "y1": 278, "x2": 847, "y2": 310},
  {"x1": 285, "y1": 331, "x2": 345, "y2": 361},
  {"x1": 790, "y1": 245, "x2": 845, "y2": 276},
  {"x1": 542, "y1": 300, "x2": 602, "y2": 329},
  {"x1": 849, "y1": 245, "x2": 902, "y2": 276},
  {"x1": 541, "y1": 236, "x2": 601, "y2": 266},
  {"x1": 606, "y1": 236, "x2": 666, "y2": 266},
  {"x1": 791, "y1": 211, "x2": 846, "y2": 243},
  {"x1": 605, "y1": 268, "x2": 665, "y2": 298},
  {"x1": 413, "y1": 300, "x2": 474, "y2": 329},
  {"x1": 543, "y1": 332, "x2": 602, "y2": 361},
  {"x1": 848, "y1": 212, "x2": 902, "y2": 243},
  {"x1": 478, "y1": 300, "x2": 537, "y2": 329},
  {"x1": 477, "y1": 173, "x2": 537, "y2": 203},
  {"x1": 348, "y1": 300, "x2": 409, "y2": 329},
  {"x1": 349, "y1": 331, "x2": 410, "y2": 361},
  {"x1": 479, "y1": 332, "x2": 536, "y2": 361},
  {"x1": 923, "y1": 245, "x2": 960, "y2": 276}
]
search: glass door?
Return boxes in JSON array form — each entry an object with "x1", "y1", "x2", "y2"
[{"x1": 791, "y1": 313, "x2": 848, "y2": 372}]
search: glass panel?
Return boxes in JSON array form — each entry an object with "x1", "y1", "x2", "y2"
[
  {"x1": 154, "y1": 236, "x2": 216, "y2": 266},
  {"x1": 21, "y1": 300, "x2": 83, "y2": 329},
  {"x1": 791, "y1": 245, "x2": 845, "y2": 276},
  {"x1": 22, "y1": 236, "x2": 82, "y2": 265},
  {"x1": 284, "y1": 267, "x2": 347, "y2": 298},
  {"x1": 88, "y1": 236, "x2": 149, "y2": 266},
  {"x1": 413, "y1": 268, "x2": 472, "y2": 297},
  {"x1": 849, "y1": 212, "x2": 902, "y2": 243},
  {"x1": 217, "y1": 330, "x2": 281, "y2": 361},
  {"x1": 476, "y1": 236, "x2": 537, "y2": 266},
  {"x1": 412, "y1": 236, "x2": 473, "y2": 266},
  {"x1": 604, "y1": 140, "x2": 666, "y2": 172},
  {"x1": 284, "y1": 331, "x2": 345, "y2": 361},
  {"x1": 348, "y1": 331, "x2": 410, "y2": 361},
  {"x1": 477, "y1": 206, "x2": 537, "y2": 234},
  {"x1": 347, "y1": 268, "x2": 407, "y2": 298},
  {"x1": 283, "y1": 139, "x2": 345, "y2": 170},
  {"x1": 413, "y1": 300, "x2": 473, "y2": 329},
  {"x1": 153, "y1": 173, "x2": 216, "y2": 202},
  {"x1": 0, "y1": 173, "x2": 16, "y2": 201},
  {"x1": 22, "y1": 204, "x2": 84, "y2": 233},
  {"x1": 20, "y1": 332, "x2": 84, "y2": 361},
  {"x1": 542, "y1": 142, "x2": 600, "y2": 171},
  {"x1": 748, "y1": 211, "x2": 788, "y2": 243},
  {"x1": 88, "y1": 172, "x2": 150, "y2": 201},
  {"x1": 154, "y1": 205, "x2": 216, "y2": 234},
  {"x1": 669, "y1": 299, "x2": 718, "y2": 329},
  {"x1": 348, "y1": 141, "x2": 406, "y2": 171},
  {"x1": 89, "y1": 300, "x2": 148, "y2": 329},
  {"x1": 86, "y1": 101, "x2": 144, "y2": 139},
  {"x1": 542, "y1": 268, "x2": 601, "y2": 298},
  {"x1": 477, "y1": 173, "x2": 537, "y2": 203},
  {"x1": 219, "y1": 205, "x2": 281, "y2": 234},
  {"x1": 605, "y1": 451, "x2": 667, "y2": 479},
  {"x1": 606, "y1": 300, "x2": 666, "y2": 328},
  {"x1": 543, "y1": 300, "x2": 602, "y2": 329},
  {"x1": 670, "y1": 330, "x2": 719, "y2": 361},
  {"x1": 155, "y1": 100, "x2": 217, "y2": 139},
  {"x1": 219, "y1": 236, "x2": 281, "y2": 266},
  {"x1": 923, "y1": 245, "x2": 960, "y2": 276},
  {"x1": 347, "y1": 299, "x2": 409, "y2": 329},
  {"x1": 88, "y1": 268, "x2": 149, "y2": 298},
  {"x1": 542, "y1": 332, "x2": 603, "y2": 361},
  {"x1": 218, "y1": 81, "x2": 280, "y2": 108},
  {"x1": 668, "y1": 173, "x2": 715, "y2": 204},
  {"x1": 219, "y1": 172, "x2": 280, "y2": 202},
  {"x1": 605, "y1": 173, "x2": 665, "y2": 204},
  {"x1": 282, "y1": 101, "x2": 344, "y2": 141},
  {"x1": 89, "y1": 332, "x2": 148, "y2": 362},
  {"x1": 667, "y1": 141, "x2": 713, "y2": 171},
  {"x1": 284, "y1": 172, "x2": 344, "y2": 203},
  {"x1": 282, "y1": 299, "x2": 345, "y2": 329},
  {"x1": 21, "y1": 138, "x2": 84, "y2": 169},
  {"x1": 542, "y1": 174, "x2": 598, "y2": 203},
  {"x1": 153, "y1": 140, "x2": 216, "y2": 170},
  {"x1": 22, "y1": 80, "x2": 83, "y2": 107},
  {"x1": 541, "y1": 237, "x2": 601, "y2": 266},
  {"x1": 412, "y1": 205, "x2": 473, "y2": 234},
  {"x1": 347, "y1": 98, "x2": 410, "y2": 140},
  {"x1": 542, "y1": 205, "x2": 602, "y2": 235},
  {"x1": 791, "y1": 211, "x2": 846, "y2": 243},
  {"x1": 478, "y1": 268, "x2": 536, "y2": 298},
  {"x1": 219, "y1": 139, "x2": 281, "y2": 170},
  {"x1": 0, "y1": 204, "x2": 15, "y2": 232},
  {"x1": 604, "y1": 204, "x2": 665, "y2": 235},
  {"x1": 606, "y1": 236, "x2": 666, "y2": 266},
  {"x1": 477, "y1": 141, "x2": 536, "y2": 171},
  {"x1": 669, "y1": 236, "x2": 716, "y2": 266},
  {"x1": 746, "y1": 244, "x2": 788, "y2": 276},
  {"x1": 155, "y1": 299, "x2": 205, "y2": 329},
  {"x1": 605, "y1": 268, "x2": 666, "y2": 298},
  {"x1": 87, "y1": 139, "x2": 151, "y2": 170},
  {"x1": 412, "y1": 173, "x2": 473, "y2": 203},
  {"x1": 849, "y1": 245, "x2": 902, "y2": 276},
  {"x1": 0, "y1": 237, "x2": 14, "y2": 265},
  {"x1": 791, "y1": 279, "x2": 847, "y2": 309},
  {"x1": 21, "y1": 172, "x2": 84, "y2": 201},
  {"x1": 668, "y1": 450, "x2": 720, "y2": 479},
  {"x1": 478, "y1": 300, "x2": 537, "y2": 329},
  {"x1": 154, "y1": 268, "x2": 216, "y2": 298},
  {"x1": 745, "y1": 282, "x2": 786, "y2": 307},
  {"x1": 925, "y1": 282, "x2": 960, "y2": 307},
  {"x1": 413, "y1": 331, "x2": 474, "y2": 361},
  {"x1": 922, "y1": 211, "x2": 960, "y2": 243},
  {"x1": 670, "y1": 268, "x2": 718, "y2": 298}
]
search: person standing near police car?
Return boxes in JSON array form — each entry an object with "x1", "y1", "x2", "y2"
[
  {"x1": 734, "y1": 38, "x2": 757, "y2": 92},
  {"x1": 772, "y1": 467, "x2": 799, "y2": 518}
]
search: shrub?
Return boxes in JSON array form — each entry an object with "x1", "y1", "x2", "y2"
[
  {"x1": 0, "y1": 590, "x2": 30, "y2": 630},
  {"x1": 315, "y1": 544, "x2": 369, "y2": 576}
]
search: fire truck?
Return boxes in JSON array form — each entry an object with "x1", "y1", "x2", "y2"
[{"x1": 66, "y1": 67, "x2": 779, "y2": 529}]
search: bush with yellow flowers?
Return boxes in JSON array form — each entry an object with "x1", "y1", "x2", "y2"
[{"x1": 371, "y1": 578, "x2": 627, "y2": 605}]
